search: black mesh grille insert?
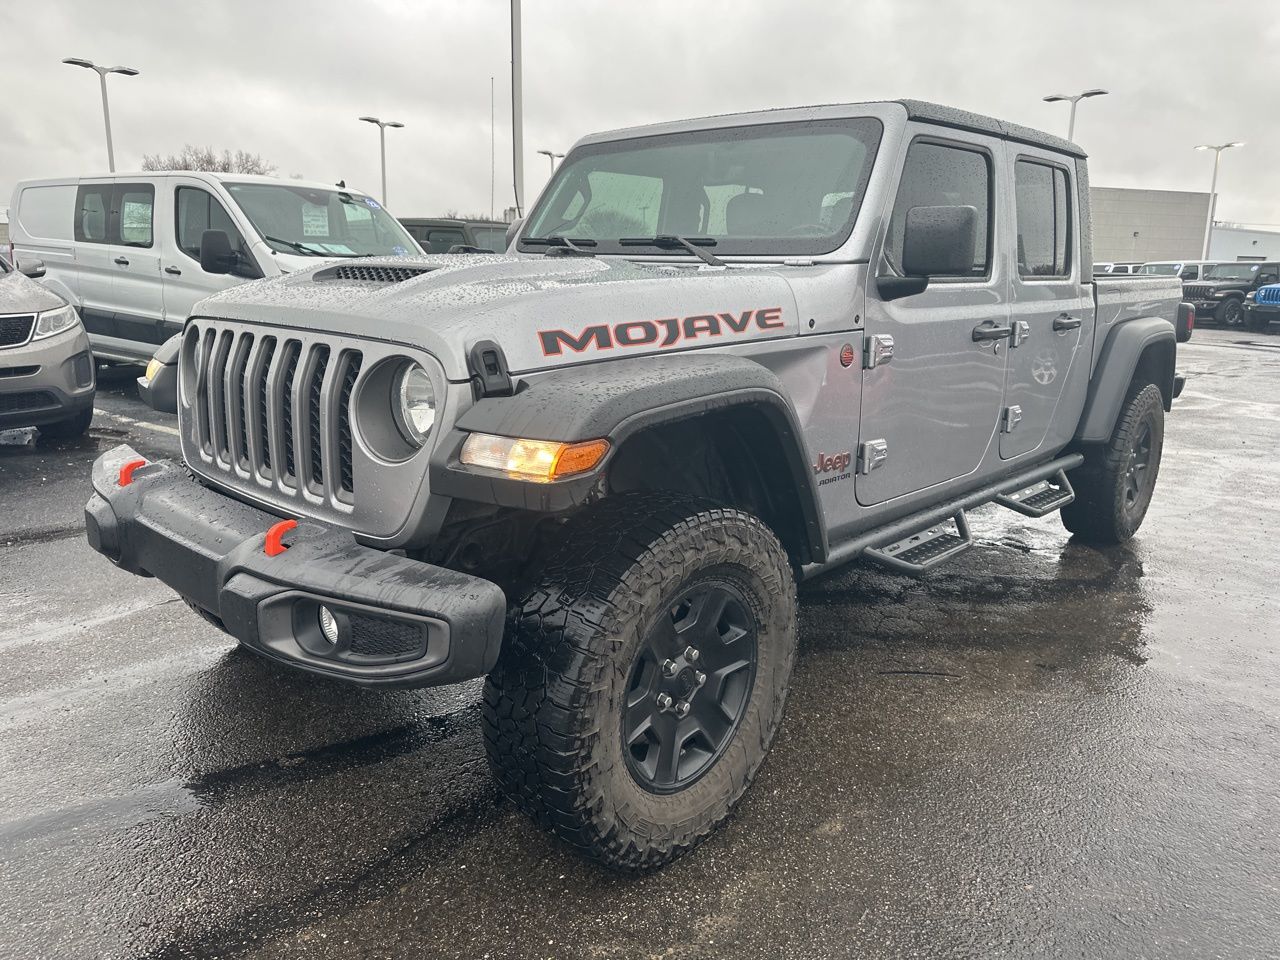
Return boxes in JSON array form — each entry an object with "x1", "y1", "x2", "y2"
[
  {"x1": 0, "y1": 315, "x2": 35, "y2": 347},
  {"x1": 346, "y1": 614, "x2": 427, "y2": 662},
  {"x1": 337, "y1": 353, "x2": 361, "y2": 496},
  {"x1": 0, "y1": 391, "x2": 56, "y2": 414},
  {"x1": 230, "y1": 334, "x2": 253, "y2": 467},
  {"x1": 256, "y1": 337, "x2": 277, "y2": 471},
  {"x1": 280, "y1": 342, "x2": 301, "y2": 481},
  {"x1": 307, "y1": 347, "x2": 330, "y2": 487},
  {"x1": 318, "y1": 264, "x2": 435, "y2": 284}
]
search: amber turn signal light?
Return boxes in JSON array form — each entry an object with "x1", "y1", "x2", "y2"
[{"x1": 459, "y1": 433, "x2": 610, "y2": 482}]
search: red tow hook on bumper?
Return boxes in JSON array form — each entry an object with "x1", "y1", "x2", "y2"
[
  {"x1": 117, "y1": 458, "x2": 148, "y2": 486},
  {"x1": 264, "y1": 519, "x2": 299, "y2": 557}
]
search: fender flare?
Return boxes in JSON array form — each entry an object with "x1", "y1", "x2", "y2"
[
  {"x1": 429, "y1": 353, "x2": 827, "y2": 561},
  {"x1": 1076, "y1": 316, "x2": 1175, "y2": 443}
]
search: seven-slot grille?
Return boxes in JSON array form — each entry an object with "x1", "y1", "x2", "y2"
[
  {"x1": 1183, "y1": 284, "x2": 1213, "y2": 301},
  {"x1": 0, "y1": 314, "x2": 35, "y2": 348},
  {"x1": 1257, "y1": 286, "x2": 1280, "y2": 305},
  {"x1": 188, "y1": 323, "x2": 362, "y2": 504}
]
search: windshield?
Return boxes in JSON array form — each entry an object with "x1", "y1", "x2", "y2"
[
  {"x1": 470, "y1": 225, "x2": 508, "y2": 251},
  {"x1": 224, "y1": 183, "x2": 418, "y2": 257},
  {"x1": 1204, "y1": 262, "x2": 1260, "y2": 280},
  {"x1": 521, "y1": 117, "x2": 883, "y2": 257},
  {"x1": 1137, "y1": 263, "x2": 1179, "y2": 275}
]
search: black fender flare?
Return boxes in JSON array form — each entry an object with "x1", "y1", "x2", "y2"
[
  {"x1": 429, "y1": 353, "x2": 827, "y2": 562},
  {"x1": 1076, "y1": 316, "x2": 1175, "y2": 443}
]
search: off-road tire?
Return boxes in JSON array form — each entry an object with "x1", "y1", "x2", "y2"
[
  {"x1": 37, "y1": 407, "x2": 92, "y2": 440},
  {"x1": 1214, "y1": 296, "x2": 1243, "y2": 326},
  {"x1": 1062, "y1": 383, "x2": 1164, "y2": 544},
  {"x1": 482, "y1": 493, "x2": 797, "y2": 871}
]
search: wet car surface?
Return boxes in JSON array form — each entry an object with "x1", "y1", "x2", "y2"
[{"x1": 1, "y1": 331, "x2": 1276, "y2": 959}]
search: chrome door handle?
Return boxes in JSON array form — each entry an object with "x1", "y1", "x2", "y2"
[
  {"x1": 113, "y1": 256, "x2": 130, "y2": 266},
  {"x1": 164, "y1": 266, "x2": 182, "y2": 276},
  {"x1": 972, "y1": 321, "x2": 1013, "y2": 341},
  {"x1": 1053, "y1": 314, "x2": 1082, "y2": 331}
]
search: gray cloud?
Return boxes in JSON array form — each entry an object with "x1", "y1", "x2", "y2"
[{"x1": 4, "y1": 0, "x2": 1277, "y2": 227}]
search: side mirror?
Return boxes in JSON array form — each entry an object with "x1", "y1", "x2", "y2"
[
  {"x1": 902, "y1": 205, "x2": 977, "y2": 277},
  {"x1": 504, "y1": 217, "x2": 524, "y2": 251},
  {"x1": 200, "y1": 229, "x2": 236, "y2": 274},
  {"x1": 18, "y1": 258, "x2": 46, "y2": 279}
]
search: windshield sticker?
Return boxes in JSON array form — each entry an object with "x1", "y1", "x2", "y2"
[
  {"x1": 319, "y1": 243, "x2": 355, "y2": 255},
  {"x1": 392, "y1": 244, "x2": 408, "y2": 256},
  {"x1": 538, "y1": 307, "x2": 785, "y2": 357},
  {"x1": 302, "y1": 202, "x2": 329, "y2": 237},
  {"x1": 364, "y1": 197, "x2": 381, "y2": 210}
]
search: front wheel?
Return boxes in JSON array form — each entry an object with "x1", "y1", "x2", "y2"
[
  {"x1": 1061, "y1": 383, "x2": 1165, "y2": 544},
  {"x1": 1214, "y1": 297, "x2": 1243, "y2": 326},
  {"x1": 483, "y1": 493, "x2": 797, "y2": 871},
  {"x1": 1245, "y1": 309, "x2": 1271, "y2": 334},
  {"x1": 37, "y1": 406, "x2": 93, "y2": 440}
]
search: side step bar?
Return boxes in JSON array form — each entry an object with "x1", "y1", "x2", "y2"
[
  {"x1": 863, "y1": 511, "x2": 973, "y2": 574},
  {"x1": 994, "y1": 469, "x2": 1075, "y2": 518}
]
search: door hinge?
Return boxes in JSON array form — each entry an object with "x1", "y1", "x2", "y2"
[
  {"x1": 1003, "y1": 405, "x2": 1023, "y2": 433},
  {"x1": 1010, "y1": 320, "x2": 1031, "y2": 347},
  {"x1": 858, "y1": 439, "x2": 889, "y2": 474},
  {"x1": 863, "y1": 334, "x2": 895, "y2": 369}
]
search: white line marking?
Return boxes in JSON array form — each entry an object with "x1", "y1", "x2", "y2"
[{"x1": 93, "y1": 408, "x2": 181, "y2": 437}]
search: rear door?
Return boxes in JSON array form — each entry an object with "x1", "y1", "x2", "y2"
[
  {"x1": 857, "y1": 130, "x2": 1010, "y2": 506},
  {"x1": 72, "y1": 179, "x2": 118, "y2": 340},
  {"x1": 107, "y1": 180, "x2": 166, "y2": 347},
  {"x1": 161, "y1": 179, "x2": 256, "y2": 334},
  {"x1": 1000, "y1": 149, "x2": 1092, "y2": 460}
]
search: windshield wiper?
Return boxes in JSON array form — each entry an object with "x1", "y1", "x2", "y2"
[
  {"x1": 521, "y1": 236, "x2": 597, "y2": 256},
  {"x1": 619, "y1": 235, "x2": 725, "y2": 267},
  {"x1": 263, "y1": 235, "x2": 331, "y2": 257}
]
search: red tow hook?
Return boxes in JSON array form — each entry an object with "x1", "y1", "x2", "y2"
[
  {"x1": 118, "y1": 458, "x2": 148, "y2": 486},
  {"x1": 264, "y1": 519, "x2": 299, "y2": 557}
]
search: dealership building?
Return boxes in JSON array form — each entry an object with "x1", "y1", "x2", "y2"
[{"x1": 1091, "y1": 186, "x2": 1278, "y2": 263}]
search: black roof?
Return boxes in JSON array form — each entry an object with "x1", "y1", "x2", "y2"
[{"x1": 897, "y1": 100, "x2": 1086, "y2": 159}]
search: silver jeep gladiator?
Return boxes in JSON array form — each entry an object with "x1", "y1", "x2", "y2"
[{"x1": 85, "y1": 100, "x2": 1186, "y2": 870}]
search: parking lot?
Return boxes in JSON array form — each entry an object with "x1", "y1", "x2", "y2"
[{"x1": 0, "y1": 325, "x2": 1276, "y2": 959}]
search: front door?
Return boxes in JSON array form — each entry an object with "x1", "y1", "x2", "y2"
[
  {"x1": 857, "y1": 131, "x2": 1010, "y2": 506},
  {"x1": 107, "y1": 181, "x2": 166, "y2": 347},
  {"x1": 1000, "y1": 150, "x2": 1092, "y2": 460}
]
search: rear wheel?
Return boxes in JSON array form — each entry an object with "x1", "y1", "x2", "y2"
[
  {"x1": 37, "y1": 407, "x2": 93, "y2": 440},
  {"x1": 1062, "y1": 383, "x2": 1164, "y2": 544},
  {"x1": 1214, "y1": 297, "x2": 1243, "y2": 327},
  {"x1": 483, "y1": 493, "x2": 797, "y2": 871}
]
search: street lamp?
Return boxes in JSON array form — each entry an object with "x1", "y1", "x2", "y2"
[
  {"x1": 358, "y1": 116, "x2": 404, "y2": 206},
  {"x1": 1196, "y1": 142, "x2": 1244, "y2": 259},
  {"x1": 1042, "y1": 88, "x2": 1108, "y2": 142},
  {"x1": 537, "y1": 149, "x2": 565, "y2": 174},
  {"x1": 62, "y1": 58, "x2": 140, "y2": 172}
]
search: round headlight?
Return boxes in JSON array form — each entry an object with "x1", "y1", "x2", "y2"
[{"x1": 393, "y1": 362, "x2": 436, "y2": 446}]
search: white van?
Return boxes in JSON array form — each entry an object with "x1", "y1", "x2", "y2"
[
  {"x1": 8, "y1": 173, "x2": 422, "y2": 362},
  {"x1": 1136, "y1": 260, "x2": 1216, "y2": 281}
]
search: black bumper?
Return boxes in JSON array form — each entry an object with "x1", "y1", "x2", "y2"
[{"x1": 84, "y1": 445, "x2": 508, "y2": 688}]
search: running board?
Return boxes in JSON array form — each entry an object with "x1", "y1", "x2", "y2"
[
  {"x1": 993, "y1": 469, "x2": 1075, "y2": 518},
  {"x1": 863, "y1": 511, "x2": 973, "y2": 575}
]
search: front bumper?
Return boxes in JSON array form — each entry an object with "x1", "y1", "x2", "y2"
[
  {"x1": 84, "y1": 444, "x2": 508, "y2": 687},
  {"x1": 0, "y1": 329, "x2": 95, "y2": 429},
  {"x1": 1244, "y1": 302, "x2": 1280, "y2": 321}
]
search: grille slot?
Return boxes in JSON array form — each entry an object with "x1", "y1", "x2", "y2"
[
  {"x1": 0, "y1": 390, "x2": 56, "y2": 413},
  {"x1": 185, "y1": 322, "x2": 363, "y2": 507},
  {"x1": 1183, "y1": 284, "x2": 1212, "y2": 300},
  {"x1": 0, "y1": 314, "x2": 35, "y2": 347},
  {"x1": 1259, "y1": 287, "x2": 1280, "y2": 305},
  {"x1": 346, "y1": 614, "x2": 428, "y2": 663}
]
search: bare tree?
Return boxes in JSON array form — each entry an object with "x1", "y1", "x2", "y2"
[{"x1": 141, "y1": 145, "x2": 277, "y2": 175}]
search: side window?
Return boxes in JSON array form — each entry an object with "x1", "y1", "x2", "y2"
[
  {"x1": 1257, "y1": 266, "x2": 1280, "y2": 286},
  {"x1": 74, "y1": 184, "x2": 112, "y2": 243},
  {"x1": 115, "y1": 183, "x2": 154, "y2": 247},
  {"x1": 1180, "y1": 265, "x2": 1197, "y2": 280},
  {"x1": 1014, "y1": 159, "x2": 1072, "y2": 279},
  {"x1": 175, "y1": 187, "x2": 244, "y2": 261},
  {"x1": 425, "y1": 228, "x2": 466, "y2": 253},
  {"x1": 886, "y1": 140, "x2": 991, "y2": 278}
]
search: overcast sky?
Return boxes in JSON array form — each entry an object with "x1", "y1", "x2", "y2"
[{"x1": 4, "y1": 0, "x2": 1278, "y2": 228}]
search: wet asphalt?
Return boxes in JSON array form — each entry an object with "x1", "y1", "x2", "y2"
[{"x1": 0, "y1": 329, "x2": 1277, "y2": 960}]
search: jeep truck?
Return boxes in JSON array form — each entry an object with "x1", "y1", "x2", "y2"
[{"x1": 84, "y1": 100, "x2": 1186, "y2": 871}]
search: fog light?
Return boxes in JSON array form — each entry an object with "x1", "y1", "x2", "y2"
[
  {"x1": 144, "y1": 357, "x2": 162, "y2": 383},
  {"x1": 318, "y1": 605, "x2": 340, "y2": 646}
]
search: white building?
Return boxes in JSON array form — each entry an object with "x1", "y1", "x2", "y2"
[
  {"x1": 1090, "y1": 187, "x2": 1210, "y2": 263},
  {"x1": 1209, "y1": 223, "x2": 1280, "y2": 261}
]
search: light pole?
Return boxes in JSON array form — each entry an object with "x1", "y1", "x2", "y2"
[
  {"x1": 358, "y1": 116, "x2": 404, "y2": 206},
  {"x1": 537, "y1": 149, "x2": 564, "y2": 174},
  {"x1": 1196, "y1": 142, "x2": 1244, "y2": 260},
  {"x1": 1042, "y1": 88, "x2": 1108, "y2": 142},
  {"x1": 62, "y1": 58, "x2": 140, "y2": 172}
]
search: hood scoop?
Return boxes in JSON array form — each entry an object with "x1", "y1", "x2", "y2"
[{"x1": 314, "y1": 263, "x2": 439, "y2": 284}]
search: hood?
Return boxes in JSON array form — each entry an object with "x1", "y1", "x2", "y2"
[
  {"x1": 0, "y1": 269, "x2": 67, "y2": 315},
  {"x1": 196, "y1": 254, "x2": 801, "y2": 381}
]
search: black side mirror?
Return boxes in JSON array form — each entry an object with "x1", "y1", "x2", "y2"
[
  {"x1": 505, "y1": 217, "x2": 524, "y2": 251},
  {"x1": 902, "y1": 205, "x2": 977, "y2": 277},
  {"x1": 200, "y1": 229, "x2": 236, "y2": 274},
  {"x1": 18, "y1": 258, "x2": 46, "y2": 279}
]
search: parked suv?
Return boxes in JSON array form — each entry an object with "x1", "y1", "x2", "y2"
[
  {"x1": 398, "y1": 217, "x2": 510, "y2": 253},
  {"x1": 9, "y1": 174, "x2": 422, "y2": 363},
  {"x1": 85, "y1": 100, "x2": 1183, "y2": 870},
  {"x1": 1244, "y1": 282, "x2": 1280, "y2": 332},
  {"x1": 1183, "y1": 260, "x2": 1280, "y2": 326},
  {"x1": 0, "y1": 255, "x2": 95, "y2": 437}
]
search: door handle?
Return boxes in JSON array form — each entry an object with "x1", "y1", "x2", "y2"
[
  {"x1": 164, "y1": 266, "x2": 182, "y2": 276},
  {"x1": 1053, "y1": 314, "x2": 1082, "y2": 331},
  {"x1": 972, "y1": 321, "x2": 1014, "y2": 342},
  {"x1": 114, "y1": 256, "x2": 130, "y2": 266}
]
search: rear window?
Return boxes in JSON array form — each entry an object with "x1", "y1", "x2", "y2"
[{"x1": 17, "y1": 184, "x2": 76, "y2": 241}]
